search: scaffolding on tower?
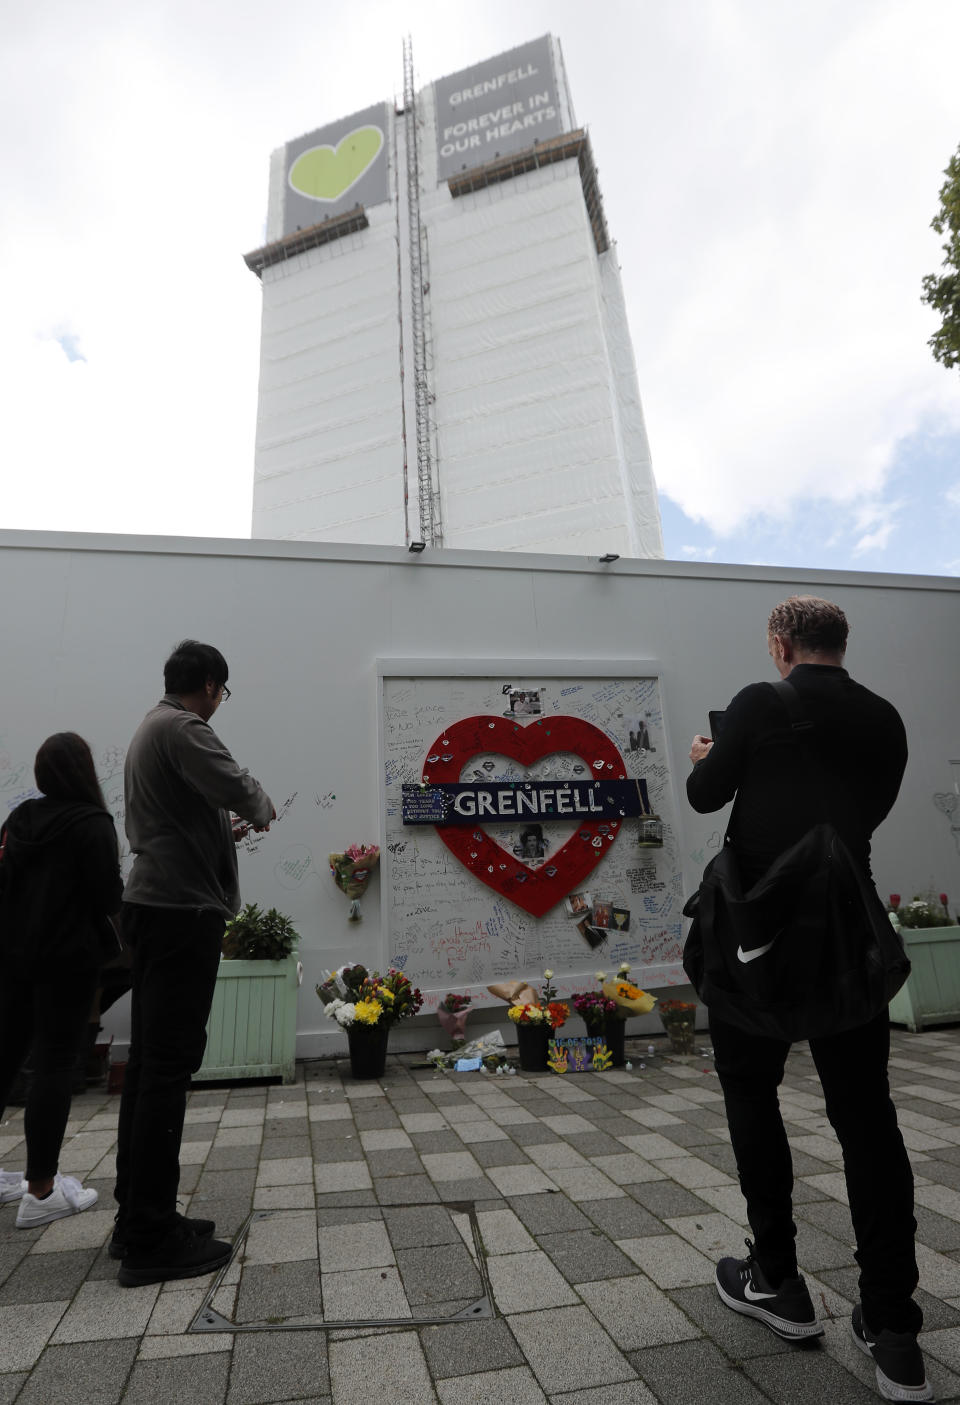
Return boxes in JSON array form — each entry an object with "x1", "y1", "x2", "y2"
[{"x1": 403, "y1": 35, "x2": 442, "y2": 546}]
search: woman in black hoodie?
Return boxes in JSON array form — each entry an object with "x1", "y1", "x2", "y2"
[{"x1": 0, "y1": 733, "x2": 123, "y2": 1227}]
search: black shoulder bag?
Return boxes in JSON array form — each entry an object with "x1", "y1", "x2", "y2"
[{"x1": 682, "y1": 679, "x2": 910, "y2": 1042}]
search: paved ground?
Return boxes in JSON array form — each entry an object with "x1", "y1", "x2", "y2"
[{"x1": 4, "y1": 1026, "x2": 960, "y2": 1403}]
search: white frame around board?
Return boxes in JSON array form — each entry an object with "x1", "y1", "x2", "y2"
[{"x1": 376, "y1": 658, "x2": 689, "y2": 1007}]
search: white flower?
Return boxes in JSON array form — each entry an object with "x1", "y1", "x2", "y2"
[
  {"x1": 322, "y1": 998, "x2": 344, "y2": 1022},
  {"x1": 618, "y1": 961, "x2": 631, "y2": 974},
  {"x1": 334, "y1": 1002, "x2": 356, "y2": 1026},
  {"x1": 543, "y1": 969, "x2": 554, "y2": 979},
  {"x1": 595, "y1": 971, "x2": 607, "y2": 982}
]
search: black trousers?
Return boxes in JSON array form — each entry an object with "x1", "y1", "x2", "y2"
[
  {"x1": 0, "y1": 963, "x2": 97, "y2": 1181},
  {"x1": 113, "y1": 903, "x2": 224, "y2": 1247},
  {"x1": 711, "y1": 1009, "x2": 921, "y2": 1335}
]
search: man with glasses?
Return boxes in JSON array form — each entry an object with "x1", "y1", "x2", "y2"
[{"x1": 113, "y1": 640, "x2": 275, "y2": 1285}]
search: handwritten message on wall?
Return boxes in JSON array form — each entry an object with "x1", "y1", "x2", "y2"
[{"x1": 381, "y1": 675, "x2": 686, "y2": 1000}]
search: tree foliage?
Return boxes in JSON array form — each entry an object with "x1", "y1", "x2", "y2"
[{"x1": 922, "y1": 144, "x2": 960, "y2": 372}]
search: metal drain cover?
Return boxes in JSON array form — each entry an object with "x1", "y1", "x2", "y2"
[{"x1": 189, "y1": 1202, "x2": 493, "y2": 1333}]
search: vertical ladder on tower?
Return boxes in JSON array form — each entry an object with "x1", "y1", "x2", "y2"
[{"x1": 403, "y1": 35, "x2": 442, "y2": 547}]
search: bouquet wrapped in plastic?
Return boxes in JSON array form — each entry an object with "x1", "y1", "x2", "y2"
[{"x1": 329, "y1": 843, "x2": 380, "y2": 920}]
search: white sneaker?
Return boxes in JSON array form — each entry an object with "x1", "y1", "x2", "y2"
[
  {"x1": 15, "y1": 1174, "x2": 98, "y2": 1227},
  {"x1": 0, "y1": 1170, "x2": 26, "y2": 1204}
]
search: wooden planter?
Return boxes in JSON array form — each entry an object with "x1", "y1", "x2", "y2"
[
  {"x1": 194, "y1": 954, "x2": 300, "y2": 1084},
  {"x1": 888, "y1": 926, "x2": 960, "y2": 1032}
]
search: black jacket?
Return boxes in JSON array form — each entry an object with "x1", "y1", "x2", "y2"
[
  {"x1": 687, "y1": 664, "x2": 907, "y2": 881},
  {"x1": 0, "y1": 797, "x2": 124, "y2": 975}
]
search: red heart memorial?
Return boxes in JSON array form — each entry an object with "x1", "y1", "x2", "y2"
[{"x1": 422, "y1": 715, "x2": 627, "y2": 918}]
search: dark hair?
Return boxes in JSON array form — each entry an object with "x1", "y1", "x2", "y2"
[
  {"x1": 163, "y1": 640, "x2": 229, "y2": 695},
  {"x1": 767, "y1": 596, "x2": 849, "y2": 654},
  {"x1": 34, "y1": 733, "x2": 107, "y2": 810}
]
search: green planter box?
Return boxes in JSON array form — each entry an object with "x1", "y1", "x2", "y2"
[
  {"x1": 888, "y1": 927, "x2": 960, "y2": 1032},
  {"x1": 194, "y1": 954, "x2": 300, "y2": 1084}
]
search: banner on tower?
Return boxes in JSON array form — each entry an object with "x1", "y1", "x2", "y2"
[
  {"x1": 281, "y1": 101, "x2": 392, "y2": 237},
  {"x1": 434, "y1": 36, "x2": 565, "y2": 183}
]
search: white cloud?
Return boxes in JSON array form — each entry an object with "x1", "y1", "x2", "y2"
[{"x1": 2, "y1": 0, "x2": 959, "y2": 553}]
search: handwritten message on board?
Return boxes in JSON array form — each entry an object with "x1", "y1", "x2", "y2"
[{"x1": 381, "y1": 675, "x2": 686, "y2": 998}]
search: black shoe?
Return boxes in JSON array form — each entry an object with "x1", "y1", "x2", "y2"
[
  {"x1": 117, "y1": 1224, "x2": 230, "y2": 1287},
  {"x1": 852, "y1": 1303, "x2": 934, "y2": 1402},
  {"x1": 716, "y1": 1240, "x2": 823, "y2": 1341},
  {"x1": 110, "y1": 1210, "x2": 216, "y2": 1260}
]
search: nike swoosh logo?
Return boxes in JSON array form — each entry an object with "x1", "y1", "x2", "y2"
[
  {"x1": 736, "y1": 940, "x2": 776, "y2": 964},
  {"x1": 744, "y1": 1283, "x2": 777, "y2": 1301}
]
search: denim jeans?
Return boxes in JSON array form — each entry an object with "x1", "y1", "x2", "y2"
[
  {"x1": 0, "y1": 963, "x2": 97, "y2": 1181},
  {"x1": 710, "y1": 1009, "x2": 921, "y2": 1334},
  {"x1": 113, "y1": 903, "x2": 224, "y2": 1246}
]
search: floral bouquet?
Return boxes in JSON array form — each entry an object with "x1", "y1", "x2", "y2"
[
  {"x1": 602, "y1": 962, "x2": 657, "y2": 1017},
  {"x1": 437, "y1": 991, "x2": 472, "y2": 1045},
  {"x1": 329, "y1": 843, "x2": 380, "y2": 920},
  {"x1": 888, "y1": 892, "x2": 957, "y2": 928},
  {"x1": 657, "y1": 997, "x2": 698, "y2": 1054},
  {"x1": 572, "y1": 985, "x2": 619, "y2": 1031},
  {"x1": 505, "y1": 970, "x2": 570, "y2": 1030},
  {"x1": 317, "y1": 963, "x2": 423, "y2": 1033}
]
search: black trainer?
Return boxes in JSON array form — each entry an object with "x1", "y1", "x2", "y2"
[
  {"x1": 852, "y1": 1303, "x2": 934, "y2": 1402},
  {"x1": 118, "y1": 1223, "x2": 231, "y2": 1287},
  {"x1": 110, "y1": 1209, "x2": 216, "y2": 1260},
  {"x1": 715, "y1": 1240, "x2": 823, "y2": 1340}
]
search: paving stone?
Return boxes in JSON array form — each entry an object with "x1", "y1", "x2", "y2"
[
  {"x1": 0, "y1": 1301, "x2": 66, "y2": 1370},
  {"x1": 382, "y1": 1204, "x2": 462, "y2": 1250},
  {"x1": 235, "y1": 1259, "x2": 323, "y2": 1324},
  {"x1": 488, "y1": 1250, "x2": 579, "y2": 1313},
  {"x1": 363, "y1": 1147, "x2": 425, "y2": 1178},
  {"x1": 421, "y1": 1151, "x2": 484, "y2": 1182},
  {"x1": 0, "y1": 1246, "x2": 97, "y2": 1304},
  {"x1": 619, "y1": 1233, "x2": 716, "y2": 1288},
  {"x1": 740, "y1": 1342, "x2": 880, "y2": 1402},
  {"x1": 579, "y1": 1197, "x2": 667, "y2": 1240},
  {"x1": 545, "y1": 1166, "x2": 623, "y2": 1200},
  {"x1": 121, "y1": 1350, "x2": 231, "y2": 1403},
  {"x1": 667, "y1": 1283, "x2": 795, "y2": 1357},
  {"x1": 328, "y1": 1330, "x2": 435, "y2": 1403},
  {"x1": 29, "y1": 1207, "x2": 114, "y2": 1255},
  {"x1": 243, "y1": 1209, "x2": 317, "y2": 1265},
  {"x1": 397, "y1": 1242, "x2": 483, "y2": 1306},
  {"x1": 551, "y1": 1382, "x2": 657, "y2": 1404},
  {"x1": 313, "y1": 1161, "x2": 372, "y2": 1193},
  {"x1": 627, "y1": 1181, "x2": 716, "y2": 1219},
  {"x1": 538, "y1": 1229, "x2": 640, "y2": 1283},
  {"x1": 507, "y1": 1305, "x2": 636, "y2": 1392},
  {"x1": 437, "y1": 1365, "x2": 547, "y2": 1404},
  {"x1": 368, "y1": 1173, "x2": 440, "y2": 1205},
  {"x1": 13, "y1": 1336, "x2": 138, "y2": 1405},
  {"x1": 469, "y1": 1139, "x2": 532, "y2": 1168},
  {"x1": 579, "y1": 1274, "x2": 701, "y2": 1350},
  {"x1": 485, "y1": 1165, "x2": 559, "y2": 1196},
  {"x1": 320, "y1": 1219, "x2": 394, "y2": 1272},
  {"x1": 255, "y1": 1156, "x2": 313, "y2": 1188},
  {"x1": 0, "y1": 1373, "x2": 26, "y2": 1403},
  {"x1": 194, "y1": 1168, "x2": 258, "y2": 1198},
  {"x1": 511, "y1": 1193, "x2": 593, "y2": 1235},
  {"x1": 475, "y1": 1208, "x2": 536, "y2": 1255},
  {"x1": 260, "y1": 1135, "x2": 312, "y2": 1160},
  {"x1": 629, "y1": 1337, "x2": 771, "y2": 1403},
  {"x1": 205, "y1": 1145, "x2": 261, "y2": 1172},
  {"x1": 420, "y1": 1315, "x2": 526, "y2": 1378},
  {"x1": 321, "y1": 1263, "x2": 411, "y2": 1319},
  {"x1": 253, "y1": 1186, "x2": 315, "y2": 1210},
  {"x1": 228, "y1": 1329, "x2": 330, "y2": 1403}
]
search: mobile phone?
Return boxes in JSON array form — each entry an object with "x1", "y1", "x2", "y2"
[{"x1": 708, "y1": 710, "x2": 726, "y2": 742}]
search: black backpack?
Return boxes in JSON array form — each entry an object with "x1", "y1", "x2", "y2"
[{"x1": 682, "y1": 679, "x2": 910, "y2": 1042}]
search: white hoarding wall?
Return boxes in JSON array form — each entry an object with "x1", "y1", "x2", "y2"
[
  {"x1": 0, "y1": 532, "x2": 957, "y2": 1056},
  {"x1": 251, "y1": 202, "x2": 407, "y2": 545}
]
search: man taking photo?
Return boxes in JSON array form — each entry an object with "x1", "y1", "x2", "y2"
[
  {"x1": 687, "y1": 596, "x2": 929, "y2": 1403},
  {"x1": 113, "y1": 640, "x2": 274, "y2": 1287}
]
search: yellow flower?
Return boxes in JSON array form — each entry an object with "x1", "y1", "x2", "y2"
[{"x1": 354, "y1": 999, "x2": 383, "y2": 1025}]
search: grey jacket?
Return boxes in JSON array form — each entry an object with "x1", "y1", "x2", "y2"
[{"x1": 123, "y1": 696, "x2": 274, "y2": 917}]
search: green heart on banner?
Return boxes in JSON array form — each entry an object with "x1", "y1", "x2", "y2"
[{"x1": 288, "y1": 126, "x2": 384, "y2": 202}]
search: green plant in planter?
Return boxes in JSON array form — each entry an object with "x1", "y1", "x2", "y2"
[
  {"x1": 222, "y1": 904, "x2": 298, "y2": 960},
  {"x1": 888, "y1": 891, "x2": 957, "y2": 929}
]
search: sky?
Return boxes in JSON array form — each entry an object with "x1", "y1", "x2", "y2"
[{"x1": 2, "y1": 0, "x2": 959, "y2": 576}]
